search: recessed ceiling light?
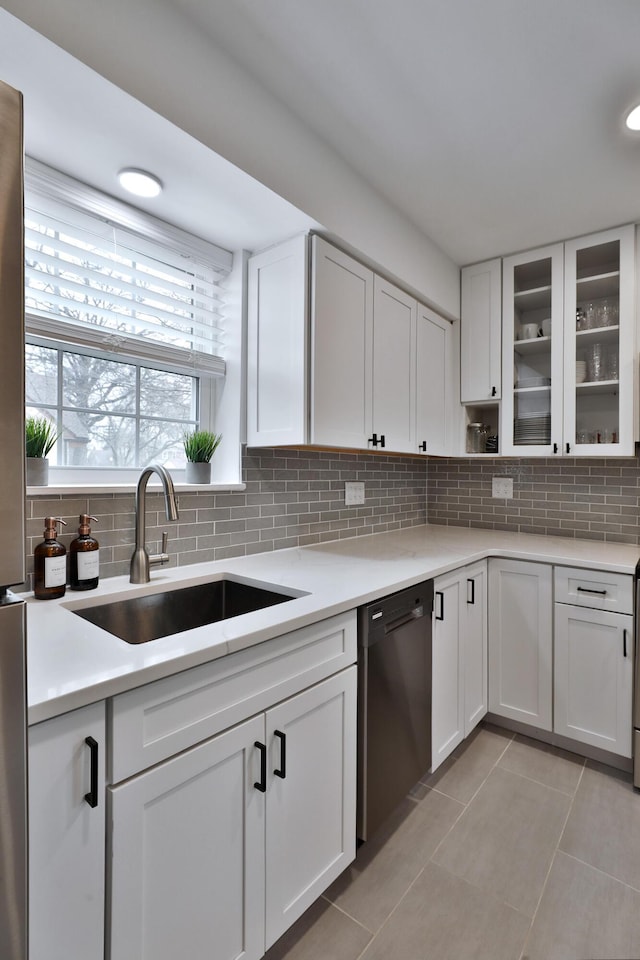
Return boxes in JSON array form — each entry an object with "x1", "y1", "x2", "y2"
[
  {"x1": 625, "y1": 104, "x2": 640, "y2": 131},
  {"x1": 117, "y1": 168, "x2": 163, "y2": 198}
]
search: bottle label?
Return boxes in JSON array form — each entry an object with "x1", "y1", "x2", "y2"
[
  {"x1": 44, "y1": 555, "x2": 66, "y2": 589},
  {"x1": 77, "y1": 550, "x2": 99, "y2": 581}
]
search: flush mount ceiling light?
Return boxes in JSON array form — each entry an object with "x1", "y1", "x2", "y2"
[
  {"x1": 117, "y1": 168, "x2": 163, "y2": 198},
  {"x1": 625, "y1": 103, "x2": 640, "y2": 131}
]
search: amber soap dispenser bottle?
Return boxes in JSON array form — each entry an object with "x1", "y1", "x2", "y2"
[
  {"x1": 34, "y1": 517, "x2": 67, "y2": 600},
  {"x1": 69, "y1": 514, "x2": 99, "y2": 591}
]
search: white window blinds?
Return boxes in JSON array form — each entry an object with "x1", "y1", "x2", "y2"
[{"x1": 24, "y1": 159, "x2": 233, "y2": 377}]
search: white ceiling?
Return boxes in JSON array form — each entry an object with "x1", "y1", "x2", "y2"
[
  {"x1": 169, "y1": 0, "x2": 640, "y2": 264},
  {"x1": 3, "y1": 2, "x2": 640, "y2": 267},
  {"x1": 0, "y1": 10, "x2": 319, "y2": 254}
]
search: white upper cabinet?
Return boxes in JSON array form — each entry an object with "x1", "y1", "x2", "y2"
[
  {"x1": 562, "y1": 225, "x2": 636, "y2": 456},
  {"x1": 247, "y1": 235, "x2": 308, "y2": 447},
  {"x1": 371, "y1": 275, "x2": 417, "y2": 453},
  {"x1": 501, "y1": 226, "x2": 636, "y2": 457},
  {"x1": 502, "y1": 244, "x2": 564, "y2": 456},
  {"x1": 460, "y1": 258, "x2": 502, "y2": 403},
  {"x1": 311, "y1": 237, "x2": 374, "y2": 448},
  {"x1": 416, "y1": 303, "x2": 454, "y2": 456},
  {"x1": 247, "y1": 233, "x2": 454, "y2": 455}
]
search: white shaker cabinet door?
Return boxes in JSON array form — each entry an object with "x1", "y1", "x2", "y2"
[
  {"x1": 554, "y1": 604, "x2": 633, "y2": 757},
  {"x1": 464, "y1": 560, "x2": 488, "y2": 736},
  {"x1": 311, "y1": 236, "x2": 374, "y2": 448},
  {"x1": 265, "y1": 667, "x2": 357, "y2": 949},
  {"x1": 416, "y1": 304, "x2": 453, "y2": 456},
  {"x1": 488, "y1": 559, "x2": 553, "y2": 731},
  {"x1": 460, "y1": 258, "x2": 502, "y2": 403},
  {"x1": 432, "y1": 572, "x2": 465, "y2": 770},
  {"x1": 29, "y1": 701, "x2": 106, "y2": 960},
  {"x1": 371, "y1": 275, "x2": 417, "y2": 453},
  {"x1": 108, "y1": 715, "x2": 265, "y2": 960}
]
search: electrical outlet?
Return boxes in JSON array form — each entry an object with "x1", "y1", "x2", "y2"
[
  {"x1": 492, "y1": 477, "x2": 513, "y2": 499},
  {"x1": 345, "y1": 481, "x2": 365, "y2": 505}
]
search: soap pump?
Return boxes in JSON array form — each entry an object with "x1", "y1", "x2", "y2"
[
  {"x1": 69, "y1": 515, "x2": 100, "y2": 591},
  {"x1": 34, "y1": 517, "x2": 67, "y2": 600}
]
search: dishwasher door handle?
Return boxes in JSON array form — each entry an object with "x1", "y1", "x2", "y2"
[{"x1": 384, "y1": 607, "x2": 424, "y2": 634}]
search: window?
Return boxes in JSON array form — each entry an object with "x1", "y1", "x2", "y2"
[{"x1": 24, "y1": 159, "x2": 233, "y2": 479}]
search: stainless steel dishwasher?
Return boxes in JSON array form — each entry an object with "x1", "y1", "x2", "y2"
[{"x1": 357, "y1": 580, "x2": 433, "y2": 841}]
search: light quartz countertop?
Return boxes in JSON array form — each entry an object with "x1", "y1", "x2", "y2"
[{"x1": 25, "y1": 524, "x2": 640, "y2": 725}]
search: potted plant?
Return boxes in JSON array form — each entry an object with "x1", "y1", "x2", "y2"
[
  {"x1": 25, "y1": 415, "x2": 58, "y2": 486},
  {"x1": 183, "y1": 430, "x2": 221, "y2": 483}
]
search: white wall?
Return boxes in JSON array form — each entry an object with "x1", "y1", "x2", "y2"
[{"x1": 5, "y1": 0, "x2": 460, "y2": 319}]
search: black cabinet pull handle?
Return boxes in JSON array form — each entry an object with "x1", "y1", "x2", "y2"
[
  {"x1": 467, "y1": 578, "x2": 475, "y2": 605},
  {"x1": 491, "y1": 385, "x2": 497, "y2": 397},
  {"x1": 254, "y1": 741, "x2": 267, "y2": 792},
  {"x1": 553, "y1": 443, "x2": 558, "y2": 454},
  {"x1": 624, "y1": 629, "x2": 628, "y2": 658},
  {"x1": 274, "y1": 730, "x2": 286, "y2": 779},
  {"x1": 566, "y1": 442, "x2": 571, "y2": 454},
  {"x1": 380, "y1": 434, "x2": 386, "y2": 448},
  {"x1": 84, "y1": 736, "x2": 99, "y2": 809},
  {"x1": 419, "y1": 441, "x2": 427, "y2": 452},
  {"x1": 576, "y1": 587, "x2": 607, "y2": 596},
  {"x1": 435, "y1": 591, "x2": 444, "y2": 621},
  {"x1": 368, "y1": 433, "x2": 379, "y2": 447}
]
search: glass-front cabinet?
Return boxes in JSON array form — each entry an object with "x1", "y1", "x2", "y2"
[
  {"x1": 502, "y1": 226, "x2": 635, "y2": 456},
  {"x1": 502, "y1": 244, "x2": 564, "y2": 456},
  {"x1": 563, "y1": 226, "x2": 635, "y2": 455}
]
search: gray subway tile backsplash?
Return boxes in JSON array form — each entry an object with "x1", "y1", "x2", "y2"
[{"x1": 23, "y1": 450, "x2": 640, "y2": 593}]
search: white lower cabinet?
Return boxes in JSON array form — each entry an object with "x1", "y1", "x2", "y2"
[
  {"x1": 28, "y1": 701, "x2": 105, "y2": 960},
  {"x1": 488, "y1": 559, "x2": 553, "y2": 731},
  {"x1": 108, "y1": 667, "x2": 357, "y2": 960},
  {"x1": 554, "y1": 603, "x2": 633, "y2": 757},
  {"x1": 432, "y1": 561, "x2": 487, "y2": 771}
]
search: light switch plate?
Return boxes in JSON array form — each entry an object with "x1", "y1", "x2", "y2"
[
  {"x1": 345, "y1": 481, "x2": 365, "y2": 505},
  {"x1": 492, "y1": 477, "x2": 513, "y2": 498}
]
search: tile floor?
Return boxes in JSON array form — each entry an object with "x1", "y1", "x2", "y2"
[{"x1": 264, "y1": 723, "x2": 640, "y2": 960}]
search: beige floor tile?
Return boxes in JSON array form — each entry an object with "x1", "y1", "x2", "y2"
[
  {"x1": 324, "y1": 788, "x2": 464, "y2": 933},
  {"x1": 422, "y1": 723, "x2": 513, "y2": 803},
  {"x1": 264, "y1": 897, "x2": 371, "y2": 960},
  {"x1": 560, "y1": 761, "x2": 640, "y2": 889},
  {"x1": 359, "y1": 861, "x2": 529, "y2": 960},
  {"x1": 498, "y1": 733, "x2": 585, "y2": 796},
  {"x1": 433, "y1": 767, "x2": 571, "y2": 916},
  {"x1": 523, "y1": 851, "x2": 640, "y2": 960}
]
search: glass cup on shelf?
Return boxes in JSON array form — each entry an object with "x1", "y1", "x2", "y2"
[
  {"x1": 598, "y1": 299, "x2": 618, "y2": 327},
  {"x1": 606, "y1": 347, "x2": 619, "y2": 382},
  {"x1": 583, "y1": 302, "x2": 597, "y2": 329},
  {"x1": 586, "y1": 342, "x2": 605, "y2": 381}
]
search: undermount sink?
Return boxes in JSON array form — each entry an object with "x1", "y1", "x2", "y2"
[{"x1": 71, "y1": 577, "x2": 302, "y2": 644}]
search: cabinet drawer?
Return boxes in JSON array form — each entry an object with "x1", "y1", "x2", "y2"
[
  {"x1": 109, "y1": 611, "x2": 357, "y2": 782},
  {"x1": 554, "y1": 567, "x2": 633, "y2": 614}
]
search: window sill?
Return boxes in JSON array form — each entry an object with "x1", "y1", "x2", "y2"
[{"x1": 27, "y1": 482, "x2": 247, "y2": 496}]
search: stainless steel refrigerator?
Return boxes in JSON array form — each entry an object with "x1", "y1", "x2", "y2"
[{"x1": 0, "y1": 78, "x2": 28, "y2": 960}]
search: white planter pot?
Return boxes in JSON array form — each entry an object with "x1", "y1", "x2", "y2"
[
  {"x1": 185, "y1": 461, "x2": 211, "y2": 484},
  {"x1": 26, "y1": 457, "x2": 49, "y2": 486}
]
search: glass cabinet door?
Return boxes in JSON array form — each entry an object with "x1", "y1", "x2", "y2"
[
  {"x1": 502, "y1": 244, "x2": 564, "y2": 455},
  {"x1": 563, "y1": 226, "x2": 635, "y2": 456}
]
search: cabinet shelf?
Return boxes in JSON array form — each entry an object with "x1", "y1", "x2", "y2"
[
  {"x1": 576, "y1": 270, "x2": 620, "y2": 301},
  {"x1": 575, "y1": 379, "x2": 619, "y2": 396},
  {"x1": 513, "y1": 284, "x2": 552, "y2": 311},
  {"x1": 576, "y1": 324, "x2": 619, "y2": 343},
  {"x1": 514, "y1": 385, "x2": 551, "y2": 394},
  {"x1": 514, "y1": 335, "x2": 551, "y2": 356}
]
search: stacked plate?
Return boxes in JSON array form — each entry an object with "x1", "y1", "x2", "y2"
[{"x1": 514, "y1": 412, "x2": 551, "y2": 445}]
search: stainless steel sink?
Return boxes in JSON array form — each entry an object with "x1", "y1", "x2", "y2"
[{"x1": 71, "y1": 577, "x2": 301, "y2": 644}]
